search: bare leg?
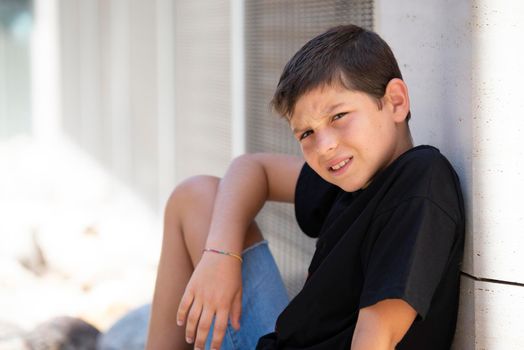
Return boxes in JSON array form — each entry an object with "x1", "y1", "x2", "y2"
[{"x1": 146, "y1": 175, "x2": 263, "y2": 350}]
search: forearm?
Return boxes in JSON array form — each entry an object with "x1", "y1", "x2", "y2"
[
  {"x1": 205, "y1": 153, "x2": 302, "y2": 253},
  {"x1": 350, "y1": 299, "x2": 417, "y2": 350},
  {"x1": 351, "y1": 327, "x2": 394, "y2": 350},
  {"x1": 204, "y1": 154, "x2": 272, "y2": 253}
]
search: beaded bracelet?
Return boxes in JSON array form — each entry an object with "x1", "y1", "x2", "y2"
[{"x1": 202, "y1": 248, "x2": 243, "y2": 263}]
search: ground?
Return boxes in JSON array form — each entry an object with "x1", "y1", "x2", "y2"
[{"x1": 0, "y1": 135, "x2": 161, "y2": 334}]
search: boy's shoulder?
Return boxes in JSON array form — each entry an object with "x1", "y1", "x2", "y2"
[
  {"x1": 395, "y1": 144, "x2": 448, "y2": 169},
  {"x1": 376, "y1": 145, "x2": 463, "y2": 221},
  {"x1": 388, "y1": 145, "x2": 458, "y2": 183}
]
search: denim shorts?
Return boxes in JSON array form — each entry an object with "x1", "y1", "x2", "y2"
[{"x1": 205, "y1": 240, "x2": 289, "y2": 350}]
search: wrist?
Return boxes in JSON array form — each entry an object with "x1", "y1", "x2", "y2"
[
  {"x1": 205, "y1": 234, "x2": 244, "y2": 257},
  {"x1": 202, "y1": 247, "x2": 243, "y2": 263}
]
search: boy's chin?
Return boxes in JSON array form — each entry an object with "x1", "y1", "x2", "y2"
[
  {"x1": 338, "y1": 184, "x2": 364, "y2": 193},
  {"x1": 331, "y1": 179, "x2": 366, "y2": 193},
  {"x1": 316, "y1": 170, "x2": 368, "y2": 192}
]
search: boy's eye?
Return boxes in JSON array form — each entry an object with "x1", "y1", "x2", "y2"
[
  {"x1": 299, "y1": 130, "x2": 313, "y2": 140},
  {"x1": 332, "y1": 112, "x2": 347, "y2": 121}
]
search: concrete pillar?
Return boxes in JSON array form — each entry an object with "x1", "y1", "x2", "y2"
[
  {"x1": 31, "y1": 0, "x2": 62, "y2": 142},
  {"x1": 106, "y1": 0, "x2": 133, "y2": 184},
  {"x1": 460, "y1": 1, "x2": 524, "y2": 348},
  {"x1": 231, "y1": 0, "x2": 246, "y2": 157},
  {"x1": 155, "y1": 0, "x2": 176, "y2": 209},
  {"x1": 375, "y1": 0, "x2": 524, "y2": 348},
  {"x1": 469, "y1": 0, "x2": 524, "y2": 283}
]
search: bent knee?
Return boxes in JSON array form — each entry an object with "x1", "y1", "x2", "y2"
[
  {"x1": 175, "y1": 175, "x2": 220, "y2": 195},
  {"x1": 166, "y1": 175, "x2": 220, "y2": 213}
]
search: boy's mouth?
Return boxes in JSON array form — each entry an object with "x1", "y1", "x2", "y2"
[{"x1": 328, "y1": 157, "x2": 353, "y2": 172}]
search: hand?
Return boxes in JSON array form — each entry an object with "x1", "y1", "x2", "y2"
[{"x1": 177, "y1": 251, "x2": 243, "y2": 350}]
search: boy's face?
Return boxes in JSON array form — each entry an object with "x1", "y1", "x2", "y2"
[{"x1": 290, "y1": 83, "x2": 411, "y2": 192}]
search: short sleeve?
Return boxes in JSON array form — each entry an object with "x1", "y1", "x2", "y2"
[
  {"x1": 294, "y1": 162, "x2": 340, "y2": 238},
  {"x1": 359, "y1": 197, "x2": 458, "y2": 319}
]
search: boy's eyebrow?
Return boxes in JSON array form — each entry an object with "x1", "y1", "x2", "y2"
[
  {"x1": 291, "y1": 102, "x2": 347, "y2": 133},
  {"x1": 323, "y1": 102, "x2": 346, "y2": 116},
  {"x1": 292, "y1": 126, "x2": 306, "y2": 134}
]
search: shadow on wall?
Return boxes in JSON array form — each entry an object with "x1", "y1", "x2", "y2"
[{"x1": 375, "y1": 1, "x2": 473, "y2": 348}]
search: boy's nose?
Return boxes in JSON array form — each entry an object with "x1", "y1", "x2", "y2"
[{"x1": 315, "y1": 130, "x2": 338, "y2": 155}]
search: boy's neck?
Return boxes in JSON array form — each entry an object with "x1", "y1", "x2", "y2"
[{"x1": 394, "y1": 126, "x2": 414, "y2": 159}]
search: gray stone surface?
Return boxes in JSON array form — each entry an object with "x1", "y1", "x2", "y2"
[
  {"x1": 97, "y1": 304, "x2": 150, "y2": 350},
  {"x1": 24, "y1": 316, "x2": 100, "y2": 350}
]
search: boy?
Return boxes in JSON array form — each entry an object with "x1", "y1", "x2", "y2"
[{"x1": 146, "y1": 24, "x2": 465, "y2": 350}]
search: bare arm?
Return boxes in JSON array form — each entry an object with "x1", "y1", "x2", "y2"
[
  {"x1": 206, "y1": 152, "x2": 304, "y2": 253},
  {"x1": 177, "y1": 153, "x2": 303, "y2": 349},
  {"x1": 351, "y1": 299, "x2": 417, "y2": 349}
]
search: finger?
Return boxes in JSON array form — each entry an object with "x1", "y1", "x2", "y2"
[
  {"x1": 185, "y1": 299, "x2": 203, "y2": 345},
  {"x1": 193, "y1": 307, "x2": 214, "y2": 350},
  {"x1": 210, "y1": 310, "x2": 229, "y2": 350},
  {"x1": 177, "y1": 288, "x2": 195, "y2": 326},
  {"x1": 230, "y1": 290, "x2": 242, "y2": 330}
]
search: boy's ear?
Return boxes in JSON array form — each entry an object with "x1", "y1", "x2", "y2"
[{"x1": 384, "y1": 78, "x2": 410, "y2": 122}]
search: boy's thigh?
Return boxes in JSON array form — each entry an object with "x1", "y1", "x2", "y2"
[{"x1": 206, "y1": 240, "x2": 289, "y2": 350}]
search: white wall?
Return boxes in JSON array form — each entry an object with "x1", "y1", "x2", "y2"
[
  {"x1": 31, "y1": 0, "x2": 61, "y2": 142},
  {"x1": 375, "y1": 1, "x2": 524, "y2": 348},
  {"x1": 38, "y1": 0, "x2": 238, "y2": 211},
  {"x1": 173, "y1": 0, "x2": 233, "y2": 182},
  {"x1": 56, "y1": 0, "x2": 176, "y2": 210}
]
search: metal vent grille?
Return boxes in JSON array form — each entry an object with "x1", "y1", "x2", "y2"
[
  {"x1": 245, "y1": 0, "x2": 374, "y2": 297},
  {"x1": 174, "y1": 1, "x2": 232, "y2": 181}
]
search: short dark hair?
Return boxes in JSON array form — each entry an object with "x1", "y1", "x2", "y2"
[{"x1": 271, "y1": 24, "x2": 410, "y2": 121}]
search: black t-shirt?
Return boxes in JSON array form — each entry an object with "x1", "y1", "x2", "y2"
[{"x1": 257, "y1": 145, "x2": 465, "y2": 350}]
